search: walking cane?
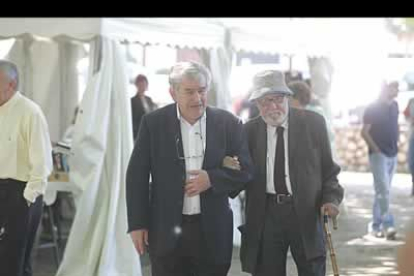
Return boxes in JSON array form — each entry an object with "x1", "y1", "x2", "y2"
[{"x1": 323, "y1": 211, "x2": 340, "y2": 276}]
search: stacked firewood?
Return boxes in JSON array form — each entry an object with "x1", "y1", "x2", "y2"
[{"x1": 333, "y1": 126, "x2": 410, "y2": 173}]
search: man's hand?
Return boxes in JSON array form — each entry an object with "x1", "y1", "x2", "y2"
[
  {"x1": 185, "y1": 170, "x2": 211, "y2": 197},
  {"x1": 222, "y1": 156, "x2": 241, "y2": 171},
  {"x1": 130, "y1": 229, "x2": 149, "y2": 255},
  {"x1": 321, "y1": 203, "x2": 339, "y2": 218},
  {"x1": 361, "y1": 124, "x2": 381, "y2": 154}
]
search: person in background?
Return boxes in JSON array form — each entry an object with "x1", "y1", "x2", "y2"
[
  {"x1": 287, "y1": 80, "x2": 335, "y2": 151},
  {"x1": 0, "y1": 60, "x2": 53, "y2": 276},
  {"x1": 287, "y1": 80, "x2": 311, "y2": 110},
  {"x1": 361, "y1": 80, "x2": 399, "y2": 240},
  {"x1": 235, "y1": 90, "x2": 260, "y2": 121},
  {"x1": 131, "y1": 74, "x2": 157, "y2": 140}
]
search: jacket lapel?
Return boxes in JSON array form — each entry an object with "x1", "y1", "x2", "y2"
[
  {"x1": 167, "y1": 104, "x2": 185, "y2": 171},
  {"x1": 256, "y1": 118, "x2": 268, "y2": 179},
  {"x1": 203, "y1": 107, "x2": 214, "y2": 169},
  {"x1": 288, "y1": 108, "x2": 302, "y2": 194}
]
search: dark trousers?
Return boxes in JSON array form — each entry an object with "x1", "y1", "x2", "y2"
[
  {"x1": 150, "y1": 215, "x2": 231, "y2": 276},
  {"x1": 254, "y1": 195, "x2": 326, "y2": 276},
  {"x1": 0, "y1": 179, "x2": 43, "y2": 276}
]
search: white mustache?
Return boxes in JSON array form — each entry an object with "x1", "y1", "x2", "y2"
[{"x1": 191, "y1": 102, "x2": 203, "y2": 107}]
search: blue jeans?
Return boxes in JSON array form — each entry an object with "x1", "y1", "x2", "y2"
[{"x1": 368, "y1": 152, "x2": 397, "y2": 231}]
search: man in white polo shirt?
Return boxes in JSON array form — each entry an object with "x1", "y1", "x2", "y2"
[{"x1": 0, "y1": 60, "x2": 53, "y2": 276}]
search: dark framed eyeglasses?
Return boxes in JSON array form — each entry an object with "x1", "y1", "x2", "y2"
[
  {"x1": 257, "y1": 95, "x2": 288, "y2": 107},
  {"x1": 175, "y1": 121, "x2": 205, "y2": 161}
]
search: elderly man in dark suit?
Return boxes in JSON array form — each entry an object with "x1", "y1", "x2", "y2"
[
  {"x1": 237, "y1": 70, "x2": 344, "y2": 276},
  {"x1": 126, "y1": 61, "x2": 253, "y2": 276}
]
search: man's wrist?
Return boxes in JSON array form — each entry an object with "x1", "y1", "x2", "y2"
[{"x1": 23, "y1": 187, "x2": 38, "y2": 204}]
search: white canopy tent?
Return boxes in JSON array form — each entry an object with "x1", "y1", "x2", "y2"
[
  {"x1": 211, "y1": 17, "x2": 398, "y2": 131},
  {"x1": 2, "y1": 18, "x2": 395, "y2": 138},
  {"x1": 0, "y1": 18, "x2": 232, "y2": 276},
  {"x1": 0, "y1": 18, "x2": 226, "y2": 48},
  {"x1": 0, "y1": 18, "x2": 231, "y2": 136}
]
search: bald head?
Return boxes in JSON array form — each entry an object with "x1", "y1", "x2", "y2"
[{"x1": 0, "y1": 60, "x2": 19, "y2": 106}]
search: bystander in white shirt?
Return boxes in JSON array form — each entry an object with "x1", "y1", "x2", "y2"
[{"x1": 0, "y1": 91, "x2": 53, "y2": 202}]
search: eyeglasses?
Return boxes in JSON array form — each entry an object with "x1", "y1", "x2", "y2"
[
  {"x1": 257, "y1": 95, "x2": 287, "y2": 107},
  {"x1": 175, "y1": 120, "x2": 205, "y2": 161}
]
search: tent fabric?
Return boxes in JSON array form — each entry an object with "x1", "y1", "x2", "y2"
[
  {"x1": 0, "y1": 18, "x2": 402, "y2": 57},
  {"x1": 209, "y1": 47, "x2": 233, "y2": 110},
  {"x1": 6, "y1": 37, "x2": 83, "y2": 142},
  {"x1": 7, "y1": 38, "x2": 61, "y2": 142},
  {"x1": 216, "y1": 18, "x2": 395, "y2": 57},
  {"x1": 56, "y1": 37, "x2": 141, "y2": 276},
  {"x1": 0, "y1": 18, "x2": 328, "y2": 56},
  {"x1": 0, "y1": 18, "x2": 225, "y2": 50},
  {"x1": 214, "y1": 18, "x2": 307, "y2": 55},
  {"x1": 57, "y1": 40, "x2": 86, "y2": 134},
  {"x1": 0, "y1": 18, "x2": 100, "y2": 40},
  {"x1": 101, "y1": 18, "x2": 225, "y2": 49}
]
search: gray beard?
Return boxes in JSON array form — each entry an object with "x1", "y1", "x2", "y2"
[
  {"x1": 262, "y1": 113, "x2": 287, "y2": 126},
  {"x1": 262, "y1": 106, "x2": 289, "y2": 126}
]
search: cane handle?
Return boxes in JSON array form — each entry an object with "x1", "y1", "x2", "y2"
[
  {"x1": 324, "y1": 210, "x2": 338, "y2": 230},
  {"x1": 332, "y1": 216, "x2": 338, "y2": 230}
]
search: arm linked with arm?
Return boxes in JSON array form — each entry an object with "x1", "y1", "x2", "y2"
[{"x1": 207, "y1": 119, "x2": 253, "y2": 198}]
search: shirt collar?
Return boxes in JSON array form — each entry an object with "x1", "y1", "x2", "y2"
[
  {"x1": 0, "y1": 91, "x2": 21, "y2": 113},
  {"x1": 267, "y1": 117, "x2": 289, "y2": 136}
]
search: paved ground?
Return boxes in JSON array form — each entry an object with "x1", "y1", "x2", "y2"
[{"x1": 33, "y1": 172, "x2": 414, "y2": 276}]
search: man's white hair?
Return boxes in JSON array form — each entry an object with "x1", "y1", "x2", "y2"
[
  {"x1": 0, "y1": 60, "x2": 19, "y2": 91},
  {"x1": 169, "y1": 61, "x2": 211, "y2": 91}
]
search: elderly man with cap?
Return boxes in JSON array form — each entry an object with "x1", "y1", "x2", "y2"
[{"x1": 236, "y1": 70, "x2": 344, "y2": 276}]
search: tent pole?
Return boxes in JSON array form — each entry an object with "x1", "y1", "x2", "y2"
[{"x1": 143, "y1": 44, "x2": 146, "y2": 67}]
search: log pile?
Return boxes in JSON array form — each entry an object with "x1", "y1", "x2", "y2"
[{"x1": 333, "y1": 126, "x2": 410, "y2": 173}]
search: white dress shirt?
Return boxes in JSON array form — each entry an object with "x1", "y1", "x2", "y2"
[
  {"x1": 0, "y1": 92, "x2": 53, "y2": 202},
  {"x1": 266, "y1": 119, "x2": 293, "y2": 194},
  {"x1": 177, "y1": 104, "x2": 206, "y2": 215}
]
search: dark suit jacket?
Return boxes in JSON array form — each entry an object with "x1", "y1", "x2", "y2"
[
  {"x1": 131, "y1": 94, "x2": 157, "y2": 140},
  {"x1": 126, "y1": 103, "x2": 253, "y2": 264},
  {"x1": 240, "y1": 108, "x2": 344, "y2": 273}
]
